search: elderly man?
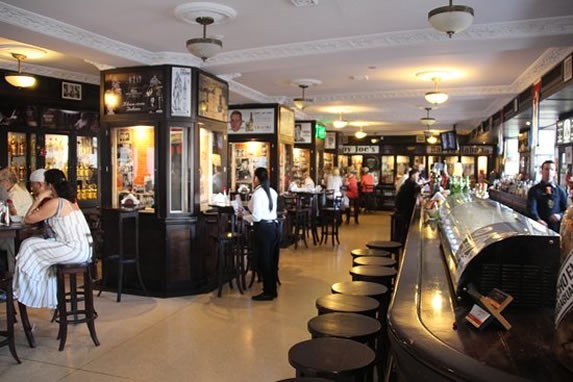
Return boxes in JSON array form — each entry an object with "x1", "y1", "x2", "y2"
[
  {"x1": 0, "y1": 168, "x2": 33, "y2": 272},
  {"x1": 29, "y1": 168, "x2": 47, "y2": 198}
]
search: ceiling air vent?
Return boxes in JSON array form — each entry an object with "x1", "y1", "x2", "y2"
[{"x1": 291, "y1": 0, "x2": 319, "y2": 7}]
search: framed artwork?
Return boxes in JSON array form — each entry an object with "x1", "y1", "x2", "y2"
[
  {"x1": 294, "y1": 122, "x2": 312, "y2": 144},
  {"x1": 103, "y1": 69, "x2": 164, "y2": 115},
  {"x1": 198, "y1": 72, "x2": 228, "y2": 122},
  {"x1": 325, "y1": 132, "x2": 336, "y2": 149},
  {"x1": 171, "y1": 67, "x2": 191, "y2": 117},
  {"x1": 228, "y1": 108, "x2": 275, "y2": 134},
  {"x1": 62, "y1": 81, "x2": 82, "y2": 100}
]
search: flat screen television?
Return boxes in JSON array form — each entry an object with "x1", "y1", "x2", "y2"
[{"x1": 440, "y1": 131, "x2": 459, "y2": 151}]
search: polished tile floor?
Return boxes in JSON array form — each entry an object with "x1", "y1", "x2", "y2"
[{"x1": 0, "y1": 211, "x2": 391, "y2": 381}]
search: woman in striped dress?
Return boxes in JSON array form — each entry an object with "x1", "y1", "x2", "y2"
[{"x1": 13, "y1": 169, "x2": 92, "y2": 309}]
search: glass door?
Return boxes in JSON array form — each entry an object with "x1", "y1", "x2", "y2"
[
  {"x1": 45, "y1": 134, "x2": 69, "y2": 177},
  {"x1": 461, "y1": 156, "x2": 476, "y2": 180},
  {"x1": 110, "y1": 125, "x2": 155, "y2": 210},
  {"x1": 76, "y1": 136, "x2": 98, "y2": 201},
  {"x1": 380, "y1": 155, "x2": 395, "y2": 184},
  {"x1": 396, "y1": 155, "x2": 410, "y2": 180},
  {"x1": 199, "y1": 128, "x2": 224, "y2": 211},
  {"x1": 7, "y1": 131, "x2": 28, "y2": 185},
  {"x1": 279, "y1": 143, "x2": 293, "y2": 194},
  {"x1": 171, "y1": 127, "x2": 189, "y2": 213},
  {"x1": 293, "y1": 148, "x2": 311, "y2": 185}
]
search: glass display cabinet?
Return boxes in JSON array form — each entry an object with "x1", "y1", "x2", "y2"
[
  {"x1": 101, "y1": 64, "x2": 229, "y2": 296},
  {"x1": 293, "y1": 147, "x2": 311, "y2": 183},
  {"x1": 229, "y1": 141, "x2": 269, "y2": 194},
  {"x1": 380, "y1": 155, "x2": 395, "y2": 184},
  {"x1": 439, "y1": 193, "x2": 559, "y2": 307}
]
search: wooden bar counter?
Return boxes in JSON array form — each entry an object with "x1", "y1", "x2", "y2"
[{"x1": 387, "y1": 208, "x2": 573, "y2": 381}]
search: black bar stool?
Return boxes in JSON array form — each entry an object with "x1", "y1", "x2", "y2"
[
  {"x1": 366, "y1": 240, "x2": 403, "y2": 265},
  {"x1": 55, "y1": 262, "x2": 100, "y2": 351},
  {"x1": 350, "y1": 248, "x2": 391, "y2": 260},
  {"x1": 349, "y1": 265, "x2": 397, "y2": 292},
  {"x1": 288, "y1": 337, "x2": 376, "y2": 381},
  {"x1": 0, "y1": 272, "x2": 20, "y2": 363},
  {"x1": 353, "y1": 256, "x2": 396, "y2": 268},
  {"x1": 320, "y1": 195, "x2": 342, "y2": 246},
  {"x1": 99, "y1": 208, "x2": 147, "y2": 302},
  {"x1": 316, "y1": 294, "x2": 379, "y2": 318}
]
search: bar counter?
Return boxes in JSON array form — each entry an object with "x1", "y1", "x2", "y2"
[
  {"x1": 489, "y1": 189, "x2": 528, "y2": 216},
  {"x1": 387, "y1": 207, "x2": 573, "y2": 381}
]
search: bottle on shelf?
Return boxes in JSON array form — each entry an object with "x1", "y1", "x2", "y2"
[{"x1": 18, "y1": 135, "x2": 25, "y2": 156}]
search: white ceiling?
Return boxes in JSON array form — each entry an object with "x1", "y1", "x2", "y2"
[{"x1": 0, "y1": 0, "x2": 572, "y2": 136}]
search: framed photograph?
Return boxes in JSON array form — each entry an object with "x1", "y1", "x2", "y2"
[
  {"x1": 325, "y1": 132, "x2": 336, "y2": 149},
  {"x1": 62, "y1": 81, "x2": 82, "y2": 101},
  {"x1": 171, "y1": 67, "x2": 191, "y2": 117},
  {"x1": 294, "y1": 122, "x2": 312, "y2": 144},
  {"x1": 198, "y1": 72, "x2": 228, "y2": 122},
  {"x1": 228, "y1": 108, "x2": 275, "y2": 134}
]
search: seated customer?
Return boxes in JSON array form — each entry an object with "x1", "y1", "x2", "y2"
[
  {"x1": 0, "y1": 168, "x2": 33, "y2": 272},
  {"x1": 13, "y1": 169, "x2": 93, "y2": 309}
]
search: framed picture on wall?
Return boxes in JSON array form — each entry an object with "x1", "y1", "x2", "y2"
[
  {"x1": 294, "y1": 122, "x2": 312, "y2": 144},
  {"x1": 198, "y1": 72, "x2": 228, "y2": 122},
  {"x1": 171, "y1": 67, "x2": 191, "y2": 117},
  {"x1": 62, "y1": 81, "x2": 82, "y2": 101},
  {"x1": 325, "y1": 132, "x2": 336, "y2": 149}
]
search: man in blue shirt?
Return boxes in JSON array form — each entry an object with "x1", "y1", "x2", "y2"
[{"x1": 527, "y1": 160, "x2": 568, "y2": 232}]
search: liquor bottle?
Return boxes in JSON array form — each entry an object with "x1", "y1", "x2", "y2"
[
  {"x1": 556, "y1": 204, "x2": 573, "y2": 372},
  {"x1": 246, "y1": 112, "x2": 254, "y2": 132},
  {"x1": 9, "y1": 135, "x2": 17, "y2": 157},
  {"x1": 18, "y1": 135, "x2": 25, "y2": 156}
]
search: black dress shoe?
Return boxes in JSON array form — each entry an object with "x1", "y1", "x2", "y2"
[{"x1": 252, "y1": 293, "x2": 276, "y2": 301}]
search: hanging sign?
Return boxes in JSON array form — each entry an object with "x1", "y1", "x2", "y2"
[{"x1": 343, "y1": 145, "x2": 379, "y2": 154}]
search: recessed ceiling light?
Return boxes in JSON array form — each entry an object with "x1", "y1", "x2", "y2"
[{"x1": 349, "y1": 75, "x2": 369, "y2": 80}]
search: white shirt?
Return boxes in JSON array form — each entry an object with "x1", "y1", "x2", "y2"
[
  {"x1": 326, "y1": 175, "x2": 343, "y2": 197},
  {"x1": 247, "y1": 185, "x2": 278, "y2": 222},
  {"x1": 8, "y1": 183, "x2": 33, "y2": 216}
]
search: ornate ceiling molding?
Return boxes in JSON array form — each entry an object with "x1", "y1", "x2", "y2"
[{"x1": 0, "y1": 57, "x2": 100, "y2": 83}]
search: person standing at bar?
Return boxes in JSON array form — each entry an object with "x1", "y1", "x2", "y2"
[
  {"x1": 394, "y1": 168, "x2": 421, "y2": 244},
  {"x1": 344, "y1": 167, "x2": 360, "y2": 224},
  {"x1": 248, "y1": 167, "x2": 280, "y2": 301},
  {"x1": 527, "y1": 160, "x2": 568, "y2": 232}
]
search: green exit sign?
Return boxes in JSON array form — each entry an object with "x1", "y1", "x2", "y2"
[{"x1": 315, "y1": 124, "x2": 326, "y2": 139}]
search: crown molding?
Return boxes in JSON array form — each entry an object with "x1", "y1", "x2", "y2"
[{"x1": 0, "y1": 57, "x2": 100, "y2": 84}]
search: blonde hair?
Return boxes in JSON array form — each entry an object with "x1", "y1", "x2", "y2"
[
  {"x1": 332, "y1": 167, "x2": 340, "y2": 176},
  {"x1": 0, "y1": 168, "x2": 17, "y2": 185}
]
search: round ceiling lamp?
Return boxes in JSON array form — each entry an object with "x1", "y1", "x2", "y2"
[
  {"x1": 291, "y1": 78, "x2": 320, "y2": 110},
  {"x1": 4, "y1": 53, "x2": 36, "y2": 88},
  {"x1": 186, "y1": 16, "x2": 222, "y2": 62},
  {"x1": 426, "y1": 135, "x2": 438, "y2": 144},
  {"x1": 354, "y1": 128, "x2": 367, "y2": 139},
  {"x1": 425, "y1": 90, "x2": 449, "y2": 105},
  {"x1": 333, "y1": 112, "x2": 348, "y2": 129},
  {"x1": 420, "y1": 107, "x2": 436, "y2": 126},
  {"x1": 428, "y1": 0, "x2": 474, "y2": 38}
]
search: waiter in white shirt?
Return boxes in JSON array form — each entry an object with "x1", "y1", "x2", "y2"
[{"x1": 247, "y1": 167, "x2": 280, "y2": 301}]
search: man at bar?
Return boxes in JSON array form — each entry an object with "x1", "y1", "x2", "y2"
[
  {"x1": 394, "y1": 168, "x2": 421, "y2": 244},
  {"x1": 527, "y1": 160, "x2": 568, "y2": 232}
]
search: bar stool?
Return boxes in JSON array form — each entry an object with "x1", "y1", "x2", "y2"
[
  {"x1": 55, "y1": 262, "x2": 100, "y2": 351},
  {"x1": 316, "y1": 294, "x2": 379, "y2": 318},
  {"x1": 99, "y1": 208, "x2": 147, "y2": 302},
  {"x1": 353, "y1": 256, "x2": 396, "y2": 268},
  {"x1": 320, "y1": 195, "x2": 342, "y2": 246},
  {"x1": 0, "y1": 272, "x2": 20, "y2": 363},
  {"x1": 308, "y1": 312, "x2": 381, "y2": 345},
  {"x1": 288, "y1": 337, "x2": 376, "y2": 381},
  {"x1": 349, "y1": 266, "x2": 397, "y2": 292},
  {"x1": 350, "y1": 248, "x2": 391, "y2": 260},
  {"x1": 276, "y1": 378, "x2": 332, "y2": 382},
  {"x1": 366, "y1": 240, "x2": 403, "y2": 265}
]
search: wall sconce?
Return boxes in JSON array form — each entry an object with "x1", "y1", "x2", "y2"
[{"x1": 104, "y1": 90, "x2": 121, "y2": 115}]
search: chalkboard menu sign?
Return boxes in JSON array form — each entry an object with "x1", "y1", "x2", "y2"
[{"x1": 103, "y1": 70, "x2": 164, "y2": 115}]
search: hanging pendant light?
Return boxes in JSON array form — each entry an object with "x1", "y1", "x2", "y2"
[
  {"x1": 293, "y1": 84, "x2": 313, "y2": 110},
  {"x1": 354, "y1": 128, "x2": 367, "y2": 139},
  {"x1": 333, "y1": 112, "x2": 348, "y2": 129},
  {"x1": 428, "y1": 0, "x2": 474, "y2": 38},
  {"x1": 186, "y1": 16, "x2": 223, "y2": 62},
  {"x1": 425, "y1": 76, "x2": 448, "y2": 105},
  {"x1": 420, "y1": 107, "x2": 436, "y2": 126},
  {"x1": 4, "y1": 53, "x2": 36, "y2": 88}
]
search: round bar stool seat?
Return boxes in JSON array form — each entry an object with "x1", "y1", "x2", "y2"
[
  {"x1": 353, "y1": 256, "x2": 396, "y2": 268},
  {"x1": 316, "y1": 294, "x2": 379, "y2": 318},
  {"x1": 308, "y1": 312, "x2": 381, "y2": 343},
  {"x1": 366, "y1": 240, "x2": 402, "y2": 264},
  {"x1": 277, "y1": 378, "x2": 332, "y2": 382},
  {"x1": 350, "y1": 248, "x2": 391, "y2": 259},
  {"x1": 331, "y1": 280, "x2": 388, "y2": 299},
  {"x1": 349, "y1": 265, "x2": 397, "y2": 290},
  {"x1": 288, "y1": 337, "x2": 376, "y2": 381}
]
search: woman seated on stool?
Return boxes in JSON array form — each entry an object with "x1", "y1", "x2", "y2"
[{"x1": 13, "y1": 169, "x2": 93, "y2": 309}]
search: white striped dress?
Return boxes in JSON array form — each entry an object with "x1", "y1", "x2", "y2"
[{"x1": 13, "y1": 199, "x2": 92, "y2": 308}]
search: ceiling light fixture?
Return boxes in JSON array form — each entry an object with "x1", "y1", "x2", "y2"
[
  {"x1": 420, "y1": 107, "x2": 437, "y2": 126},
  {"x1": 186, "y1": 16, "x2": 222, "y2": 62},
  {"x1": 4, "y1": 53, "x2": 36, "y2": 88},
  {"x1": 426, "y1": 135, "x2": 438, "y2": 144},
  {"x1": 355, "y1": 128, "x2": 367, "y2": 139},
  {"x1": 293, "y1": 84, "x2": 312, "y2": 110},
  {"x1": 425, "y1": 76, "x2": 449, "y2": 105},
  {"x1": 333, "y1": 112, "x2": 348, "y2": 129},
  {"x1": 428, "y1": 0, "x2": 474, "y2": 38}
]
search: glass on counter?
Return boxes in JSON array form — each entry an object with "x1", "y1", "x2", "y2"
[
  {"x1": 199, "y1": 128, "x2": 224, "y2": 211},
  {"x1": 76, "y1": 136, "x2": 98, "y2": 201},
  {"x1": 230, "y1": 141, "x2": 270, "y2": 194},
  {"x1": 111, "y1": 125, "x2": 155, "y2": 211},
  {"x1": 45, "y1": 134, "x2": 69, "y2": 177}
]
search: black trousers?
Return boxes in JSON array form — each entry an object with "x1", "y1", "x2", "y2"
[
  {"x1": 345, "y1": 197, "x2": 360, "y2": 223},
  {"x1": 254, "y1": 222, "x2": 280, "y2": 296}
]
